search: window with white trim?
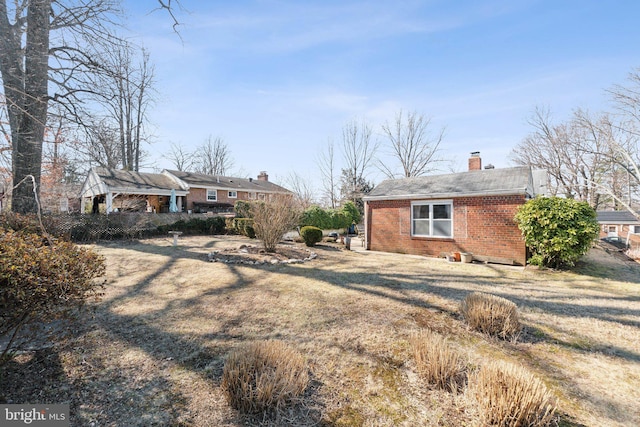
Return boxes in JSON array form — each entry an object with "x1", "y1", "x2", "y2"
[
  {"x1": 411, "y1": 201, "x2": 453, "y2": 238},
  {"x1": 228, "y1": 191, "x2": 237, "y2": 198},
  {"x1": 633, "y1": 225, "x2": 640, "y2": 234},
  {"x1": 206, "y1": 189, "x2": 217, "y2": 201}
]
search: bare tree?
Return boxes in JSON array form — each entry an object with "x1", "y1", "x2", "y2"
[
  {"x1": 283, "y1": 171, "x2": 315, "y2": 210},
  {"x1": 0, "y1": 0, "x2": 174, "y2": 213},
  {"x1": 165, "y1": 142, "x2": 195, "y2": 171},
  {"x1": 85, "y1": 40, "x2": 156, "y2": 171},
  {"x1": 341, "y1": 119, "x2": 378, "y2": 205},
  {"x1": 195, "y1": 136, "x2": 234, "y2": 176},
  {"x1": 317, "y1": 139, "x2": 338, "y2": 208},
  {"x1": 510, "y1": 107, "x2": 615, "y2": 209},
  {"x1": 379, "y1": 110, "x2": 445, "y2": 178},
  {"x1": 250, "y1": 195, "x2": 301, "y2": 252},
  {"x1": 72, "y1": 118, "x2": 122, "y2": 170}
]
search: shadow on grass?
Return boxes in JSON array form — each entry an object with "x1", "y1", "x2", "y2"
[{"x1": 8, "y1": 237, "x2": 637, "y2": 425}]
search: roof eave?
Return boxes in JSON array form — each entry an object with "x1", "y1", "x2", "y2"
[{"x1": 364, "y1": 188, "x2": 529, "y2": 201}]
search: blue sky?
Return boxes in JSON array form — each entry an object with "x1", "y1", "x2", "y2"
[{"x1": 123, "y1": 0, "x2": 640, "y2": 187}]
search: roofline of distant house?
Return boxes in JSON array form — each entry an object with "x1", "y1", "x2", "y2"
[
  {"x1": 597, "y1": 219, "x2": 640, "y2": 224},
  {"x1": 363, "y1": 188, "x2": 530, "y2": 201},
  {"x1": 106, "y1": 187, "x2": 189, "y2": 197}
]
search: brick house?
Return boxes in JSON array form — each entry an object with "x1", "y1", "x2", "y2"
[
  {"x1": 363, "y1": 153, "x2": 547, "y2": 265},
  {"x1": 166, "y1": 170, "x2": 291, "y2": 214},
  {"x1": 596, "y1": 210, "x2": 640, "y2": 247},
  {"x1": 80, "y1": 168, "x2": 290, "y2": 214},
  {"x1": 80, "y1": 167, "x2": 190, "y2": 213}
]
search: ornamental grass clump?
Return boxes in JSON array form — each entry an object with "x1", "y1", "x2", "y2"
[
  {"x1": 460, "y1": 292, "x2": 521, "y2": 340},
  {"x1": 411, "y1": 329, "x2": 467, "y2": 392},
  {"x1": 469, "y1": 361, "x2": 557, "y2": 427},
  {"x1": 221, "y1": 340, "x2": 309, "y2": 414}
]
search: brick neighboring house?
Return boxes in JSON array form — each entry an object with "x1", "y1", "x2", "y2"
[
  {"x1": 596, "y1": 210, "x2": 640, "y2": 247},
  {"x1": 166, "y1": 170, "x2": 291, "y2": 214},
  {"x1": 80, "y1": 168, "x2": 290, "y2": 214},
  {"x1": 363, "y1": 153, "x2": 547, "y2": 265},
  {"x1": 80, "y1": 167, "x2": 189, "y2": 213}
]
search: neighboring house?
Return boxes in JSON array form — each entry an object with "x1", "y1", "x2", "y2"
[
  {"x1": 80, "y1": 167, "x2": 189, "y2": 213},
  {"x1": 166, "y1": 170, "x2": 291, "y2": 214},
  {"x1": 363, "y1": 153, "x2": 547, "y2": 265},
  {"x1": 596, "y1": 210, "x2": 640, "y2": 246},
  {"x1": 80, "y1": 168, "x2": 290, "y2": 214}
]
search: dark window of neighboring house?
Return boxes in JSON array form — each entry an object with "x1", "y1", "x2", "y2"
[
  {"x1": 228, "y1": 191, "x2": 237, "y2": 198},
  {"x1": 633, "y1": 225, "x2": 640, "y2": 234}
]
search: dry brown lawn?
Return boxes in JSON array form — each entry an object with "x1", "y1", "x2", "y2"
[{"x1": 2, "y1": 235, "x2": 639, "y2": 426}]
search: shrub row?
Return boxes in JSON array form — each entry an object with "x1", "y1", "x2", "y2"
[
  {"x1": 299, "y1": 201, "x2": 360, "y2": 230},
  {"x1": 157, "y1": 216, "x2": 226, "y2": 235},
  {"x1": 0, "y1": 213, "x2": 228, "y2": 242},
  {"x1": 225, "y1": 218, "x2": 256, "y2": 239}
]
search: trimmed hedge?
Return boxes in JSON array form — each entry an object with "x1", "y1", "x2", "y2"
[
  {"x1": 157, "y1": 216, "x2": 226, "y2": 235},
  {"x1": 299, "y1": 201, "x2": 361, "y2": 230},
  {"x1": 300, "y1": 226, "x2": 323, "y2": 247}
]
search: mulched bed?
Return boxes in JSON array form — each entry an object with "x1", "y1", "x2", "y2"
[{"x1": 207, "y1": 243, "x2": 317, "y2": 265}]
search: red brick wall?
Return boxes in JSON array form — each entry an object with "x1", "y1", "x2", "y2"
[{"x1": 366, "y1": 195, "x2": 527, "y2": 265}]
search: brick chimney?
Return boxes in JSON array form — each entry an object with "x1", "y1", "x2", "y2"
[
  {"x1": 257, "y1": 171, "x2": 269, "y2": 181},
  {"x1": 469, "y1": 152, "x2": 482, "y2": 171}
]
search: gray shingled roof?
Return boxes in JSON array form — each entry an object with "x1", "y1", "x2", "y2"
[
  {"x1": 596, "y1": 210, "x2": 640, "y2": 224},
  {"x1": 94, "y1": 167, "x2": 185, "y2": 192},
  {"x1": 166, "y1": 170, "x2": 290, "y2": 193},
  {"x1": 365, "y1": 166, "x2": 536, "y2": 200}
]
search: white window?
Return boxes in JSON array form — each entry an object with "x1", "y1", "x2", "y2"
[
  {"x1": 258, "y1": 193, "x2": 266, "y2": 200},
  {"x1": 228, "y1": 191, "x2": 237, "y2": 198},
  {"x1": 206, "y1": 189, "x2": 217, "y2": 201},
  {"x1": 411, "y1": 200, "x2": 453, "y2": 238},
  {"x1": 248, "y1": 192, "x2": 256, "y2": 200}
]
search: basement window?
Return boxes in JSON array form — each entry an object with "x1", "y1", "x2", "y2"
[{"x1": 411, "y1": 200, "x2": 453, "y2": 238}]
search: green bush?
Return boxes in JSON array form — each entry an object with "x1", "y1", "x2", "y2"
[
  {"x1": 515, "y1": 197, "x2": 599, "y2": 268},
  {"x1": 158, "y1": 216, "x2": 226, "y2": 235},
  {"x1": 234, "y1": 200, "x2": 252, "y2": 219},
  {"x1": 299, "y1": 202, "x2": 360, "y2": 230},
  {"x1": 232, "y1": 218, "x2": 256, "y2": 238},
  {"x1": 300, "y1": 206, "x2": 332, "y2": 229},
  {"x1": 300, "y1": 226, "x2": 323, "y2": 247},
  {"x1": 0, "y1": 228, "x2": 106, "y2": 363},
  {"x1": 341, "y1": 201, "x2": 361, "y2": 224}
]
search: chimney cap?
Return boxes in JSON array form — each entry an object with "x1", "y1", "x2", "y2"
[{"x1": 470, "y1": 151, "x2": 480, "y2": 157}]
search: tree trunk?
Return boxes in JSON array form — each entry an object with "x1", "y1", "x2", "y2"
[{"x1": 10, "y1": 0, "x2": 50, "y2": 213}]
